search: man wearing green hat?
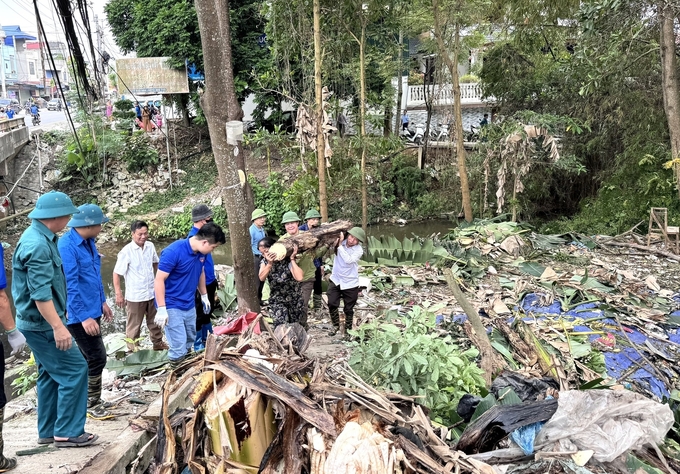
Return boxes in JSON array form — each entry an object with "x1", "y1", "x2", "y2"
[
  {"x1": 59, "y1": 204, "x2": 114, "y2": 417},
  {"x1": 12, "y1": 191, "x2": 98, "y2": 448},
  {"x1": 280, "y1": 211, "x2": 327, "y2": 328},
  {"x1": 249, "y1": 209, "x2": 267, "y2": 304},
  {"x1": 327, "y1": 227, "x2": 365, "y2": 336},
  {"x1": 299, "y1": 209, "x2": 323, "y2": 313}
]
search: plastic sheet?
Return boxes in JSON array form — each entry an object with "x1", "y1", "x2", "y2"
[
  {"x1": 491, "y1": 371, "x2": 559, "y2": 402},
  {"x1": 534, "y1": 390, "x2": 673, "y2": 462},
  {"x1": 213, "y1": 311, "x2": 261, "y2": 335}
]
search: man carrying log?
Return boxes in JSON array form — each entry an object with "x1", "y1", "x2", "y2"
[
  {"x1": 327, "y1": 228, "x2": 365, "y2": 337},
  {"x1": 299, "y1": 209, "x2": 324, "y2": 314},
  {"x1": 279, "y1": 211, "x2": 328, "y2": 329}
]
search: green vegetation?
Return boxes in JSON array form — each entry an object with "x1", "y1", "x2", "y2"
[
  {"x1": 349, "y1": 306, "x2": 486, "y2": 425},
  {"x1": 11, "y1": 354, "x2": 38, "y2": 397},
  {"x1": 121, "y1": 132, "x2": 160, "y2": 173}
]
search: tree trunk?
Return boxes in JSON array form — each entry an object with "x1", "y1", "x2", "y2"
[
  {"x1": 431, "y1": 0, "x2": 473, "y2": 221},
  {"x1": 177, "y1": 94, "x2": 190, "y2": 127},
  {"x1": 659, "y1": 1, "x2": 680, "y2": 199},
  {"x1": 394, "y1": 30, "x2": 404, "y2": 135},
  {"x1": 269, "y1": 220, "x2": 353, "y2": 259},
  {"x1": 313, "y1": 0, "x2": 329, "y2": 221},
  {"x1": 359, "y1": 25, "x2": 368, "y2": 233},
  {"x1": 194, "y1": 0, "x2": 260, "y2": 314}
]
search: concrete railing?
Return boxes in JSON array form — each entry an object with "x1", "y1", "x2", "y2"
[
  {"x1": 407, "y1": 83, "x2": 486, "y2": 107},
  {"x1": 0, "y1": 117, "x2": 30, "y2": 168},
  {"x1": 0, "y1": 117, "x2": 27, "y2": 134}
]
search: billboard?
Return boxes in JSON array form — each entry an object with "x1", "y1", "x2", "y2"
[{"x1": 116, "y1": 57, "x2": 189, "y2": 96}]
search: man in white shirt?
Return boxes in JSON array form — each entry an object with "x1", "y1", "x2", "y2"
[
  {"x1": 113, "y1": 220, "x2": 168, "y2": 352},
  {"x1": 327, "y1": 227, "x2": 365, "y2": 336}
]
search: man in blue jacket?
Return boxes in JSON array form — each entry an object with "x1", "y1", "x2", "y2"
[
  {"x1": 12, "y1": 191, "x2": 98, "y2": 448},
  {"x1": 156, "y1": 222, "x2": 226, "y2": 364},
  {"x1": 249, "y1": 208, "x2": 267, "y2": 305},
  {"x1": 58, "y1": 204, "x2": 114, "y2": 416}
]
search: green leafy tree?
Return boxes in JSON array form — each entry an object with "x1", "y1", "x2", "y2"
[{"x1": 105, "y1": 0, "x2": 272, "y2": 121}]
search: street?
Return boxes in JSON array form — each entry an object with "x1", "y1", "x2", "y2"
[{"x1": 21, "y1": 108, "x2": 67, "y2": 129}]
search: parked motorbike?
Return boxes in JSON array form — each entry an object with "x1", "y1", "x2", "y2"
[
  {"x1": 401, "y1": 126, "x2": 424, "y2": 145},
  {"x1": 32, "y1": 113, "x2": 41, "y2": 126},
  {"x1": 463, "y1": 126, "x2": 479, "y2": 142}
]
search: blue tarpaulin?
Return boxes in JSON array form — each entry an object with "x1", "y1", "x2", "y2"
[{"x1": 438, "y1": 292, "x2": 680, "y2": 400}]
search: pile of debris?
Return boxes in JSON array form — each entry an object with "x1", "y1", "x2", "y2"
[
  {"x1": 148, "y1": 322, "x2": 495, "y2": 474},
  {"x1": 111, "y1": 217, "x2": 680, "y2": 473}
]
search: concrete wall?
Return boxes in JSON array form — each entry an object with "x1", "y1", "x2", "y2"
[
  {"x1": 9, "y1": 136, "x2": 42, "y2": 207},
  {"x1": 406, "y1": 106, "x2": 488, "y2": 133},
  {"x1": 0, "y1": 121, "x2": 39, "y2": 209}
]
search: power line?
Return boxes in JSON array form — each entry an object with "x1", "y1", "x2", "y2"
[{"x1": 34, "y1": 0, "x2": 82, "y2": 154}]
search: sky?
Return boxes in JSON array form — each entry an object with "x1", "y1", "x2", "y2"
[{"x1": 1, "y1": 0, "x2": 123, "y2": 58}]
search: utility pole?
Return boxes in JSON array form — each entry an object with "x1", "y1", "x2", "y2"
[
  {"x1": 0, "y1": 26, "x2": 6, "y2": 99},
  {"x1": 94, "y1": 14, "x2": 105, "y2": 96},
  {"x1": 34, "y1": 2, "x2": 48, "y2": 99}
]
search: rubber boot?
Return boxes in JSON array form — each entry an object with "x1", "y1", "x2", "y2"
[
  {"x1": 0, "y1": 408, "x2": 16, "y2": 472},
  {"x1": 193, "y1": 330, "x2": 204, "y2": 351},
  {"x1": 329, "y1": 308, "x2": 340, "y2": 335},
  {"x1": 313, "y1": 294, "x2": 323, "y2": 311},
  {"x1": 344, "y1": 313, "x2": 354, "y2": 340},
  {"x1": 87, "y1": 375, "x2": 103, "y2": 408}
]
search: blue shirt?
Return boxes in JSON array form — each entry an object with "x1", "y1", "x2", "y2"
[
  {"x1": 0, "y1": 246, "x2": 7, "y2": 290},
  {"x1": 30, "y1": 105, "x2": 38, "y2": 115},
  {"x1": 157, "y1": 238, "x2": 206, "y2": 310},
  {"x1": 250, "y1": 223, "x2": 266, "y2": 256},
  {"x1": 58, "y1": 228, "x2": 106, "y2": 324},
  {"x1": 6, "y1": 109, "x2": 14, "y2": 119},
  {"x1": 12, "y1": 220, "x2": 68, "y2": 332},
  {"x1": 187, "y1": 226, "x2": 216, "y2": 284}
]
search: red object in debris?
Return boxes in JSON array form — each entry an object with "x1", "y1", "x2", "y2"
[
  {"x1": 213, "y1": 312, "x2": 261, "y2": 335},
  {"x1": 1, "y1": 198, "x2": 9, "y2": 208},
  {"x1": 594, "y1": 332, "x2": 616, "y2": 348}
]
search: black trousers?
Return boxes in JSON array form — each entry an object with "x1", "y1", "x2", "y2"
[
  {"x1": 67, "y1": 318, "x2": 107, "y2": 378},
  {"x1": 195, "y1": 280, "x2": 218, "y2": 328},
  {"x1": 254, "y1": 255, "x2": 265, "y2": 300},
  {"x1": 327, "y1": 280, "x2": 360, "y2": 329},
  {"x1": 313, "y1": 266, "x2": 322, "y2": 296}
]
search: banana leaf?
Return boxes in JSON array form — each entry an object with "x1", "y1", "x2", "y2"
[{"x1": 106, "y1": 349, "x2": 169, "y2": 376}]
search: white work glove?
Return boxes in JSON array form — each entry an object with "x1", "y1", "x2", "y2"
[
  {"x1": 154, "y1": 307, "x2": 169, "y2": 329},
  {"x1": 7, "y1": 328, "x2": 26, "y2": 355},
  {"x1": 200, "y1": 293, "x2": 211, "y2": 314}
]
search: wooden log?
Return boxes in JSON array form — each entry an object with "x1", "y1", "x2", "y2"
[
  {"x1": 269, "y1": 219, "x2": 353, "y2": 260},
  {"x1": 600, "y1": 240, "x2": 680, "y2": 261}
]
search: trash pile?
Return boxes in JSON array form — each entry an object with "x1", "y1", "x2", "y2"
[
  {"x1": 148, "y1": 322, "x2": 497, "y2": 474},
  {"x1": 124, "y1": 218, "x2": 680, "y2": 473}
]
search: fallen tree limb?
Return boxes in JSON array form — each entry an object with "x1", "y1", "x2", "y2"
[
  {"x1": 270, "y1": 219, "x2": 353, "y2": 260},
  {"x1": 444, "y1": 269, "x2": 505, "y2": 388},
  {"x1": 599, "y1": 240, "x2": 680, "y2": 262}
]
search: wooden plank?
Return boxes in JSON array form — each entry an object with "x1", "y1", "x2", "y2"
[{"x1": 80, "y1": 377, "x2": 194, "y2": 474}]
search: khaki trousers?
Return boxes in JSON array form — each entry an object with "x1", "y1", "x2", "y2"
[{"x1": 126, "y1": 299, "x2": 164, "y2": 351}]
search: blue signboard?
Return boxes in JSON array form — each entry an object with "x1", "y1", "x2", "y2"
[{"x1": 186, "y1": 61, "x2": 205, "y2": 81}]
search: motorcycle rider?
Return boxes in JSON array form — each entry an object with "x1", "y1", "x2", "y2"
[{"x1": 30, "y1": 103, "x2": 40, "y2": 125}]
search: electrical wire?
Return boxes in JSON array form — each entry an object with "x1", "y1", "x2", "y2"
[{"x1": 34, "y1": 0, "x2": 83, "y2": 154}]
